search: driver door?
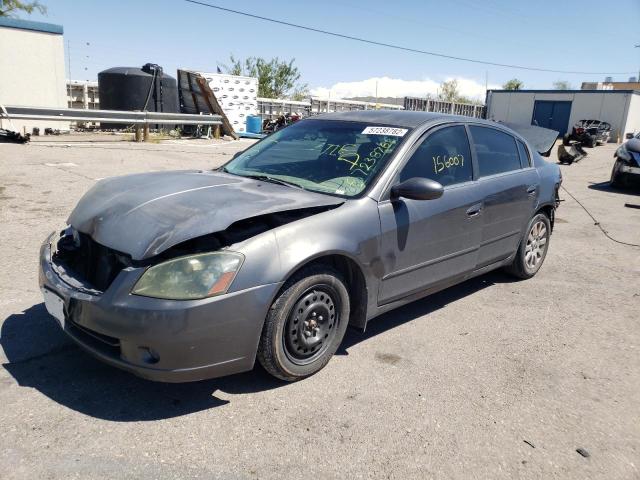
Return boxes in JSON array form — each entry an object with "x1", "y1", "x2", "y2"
[{"x1": 377, "y1": 125, "x2": 483, "y2": 304}]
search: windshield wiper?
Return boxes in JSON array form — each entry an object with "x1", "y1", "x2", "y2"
[{"x1": 241, "y1": 173, "x2": 306, "y2": 190}]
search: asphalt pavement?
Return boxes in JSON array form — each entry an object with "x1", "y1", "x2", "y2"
[{"x1": 0, "y1": 133, "x2": 638, "y2": 479}]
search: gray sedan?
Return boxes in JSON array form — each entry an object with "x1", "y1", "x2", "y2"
[{"x1": 39, "y1": 111, "x2": 562, "y2": 382}]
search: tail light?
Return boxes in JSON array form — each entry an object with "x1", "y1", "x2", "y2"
[{"x1": 576, "y1": 127, "x2": 584, "y2": 134}]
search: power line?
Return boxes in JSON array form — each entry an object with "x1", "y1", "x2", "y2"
[
  {"x1": 560, "y1": 185, "x2": 639, "y2": 248},
  {"x1": 184, "y1": 0, "x2": 635, "y2": 76}
]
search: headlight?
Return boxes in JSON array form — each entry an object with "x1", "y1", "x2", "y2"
[{"x1": 131, "y1": 252, "x2": 244, "y2": 300}]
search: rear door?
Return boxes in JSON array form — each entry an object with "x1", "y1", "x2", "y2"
[
  {"x1": 377, "y1": 125, "x2": 483, "y2": 304},
  {"x1": 468, "y1": 125, "x2": 539, "y2": 268},
  {"x1": 532, "y1": 100, "x2": 572, "y2": 136}
]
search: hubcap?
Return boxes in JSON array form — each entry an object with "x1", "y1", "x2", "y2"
[
  {"x1": 284, "y1": 286, "x2": 339, "y2": 365},
  {"x1": 524, "y1": 220, "x2": 548, "y2": 270}
]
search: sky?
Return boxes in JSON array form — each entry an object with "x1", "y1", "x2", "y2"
[{"x1": 27, "y1": 0, "x2": 640, "y2": 101}]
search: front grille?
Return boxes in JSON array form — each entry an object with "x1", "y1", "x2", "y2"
[{"x1": 52, "y1": 229, "x2": 131, "y2": 292}]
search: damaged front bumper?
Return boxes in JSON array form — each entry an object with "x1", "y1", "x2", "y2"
[
  {"x1": 38, "y1": 232, "x2": 281, "y2": 382},
  {"x1": 620, "y1": 164, "x2": 640, "y2": 176}
]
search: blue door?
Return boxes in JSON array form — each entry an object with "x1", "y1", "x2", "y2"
[{"x1": 532, "y1": 100, "x2": 572, "y2": 136}]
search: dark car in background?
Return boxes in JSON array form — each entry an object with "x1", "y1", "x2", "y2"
[
  {"x1": 563, "y1": 119, "x2": 611, "y2": 148},
  {"x1": 611, "y1": 133, "x2": 640, "y2": 188},
  {"x1": 39, "y1": 111, "x2": 562, "y2": 383}
]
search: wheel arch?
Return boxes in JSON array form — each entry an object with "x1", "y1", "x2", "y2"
[
  {"x1": 277, "y1": 252, "x2": 369, "y2": 330},
  {"x1": 535, "y1": 203, "x2": 555, "y2": 232}
]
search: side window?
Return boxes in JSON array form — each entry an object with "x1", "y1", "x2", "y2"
[
  {"x1": 399, "y1": 125, "x2": 472, "y2": 187},
  {"x1": 469, "y1": 126, "x2": 521, "y2": 177},
  {"x1": 516, "y1": 139, "x2": 530, "y2": 168}
]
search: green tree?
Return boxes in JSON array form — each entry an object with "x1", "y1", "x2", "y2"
[
  {"x1": 503, "y1": 78, "x2": 524, "y2": 90},
  {"x1": 437, "y1": 79, "x2": 478, "y2": 104},
  {"x1": 224, "y1": 55, "x2": 308, "y2": 100},
  {"x1": 553, "y1": 80, "x2": 572, "y2": 90},
  {"x1": 0, "y1": 0, "x2": 47, "y2": 17},
  {"x1": 438, "y1": 79, "x2": 459, "y2": 102}
]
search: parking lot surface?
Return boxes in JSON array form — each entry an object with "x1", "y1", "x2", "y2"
[{"x1": 1, "y1": 135, "x2": 639, "y2": 479}]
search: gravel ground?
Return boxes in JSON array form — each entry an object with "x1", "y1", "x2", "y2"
[{"x1": 0, "y1": 134, "x2": 638, "y2": 480}]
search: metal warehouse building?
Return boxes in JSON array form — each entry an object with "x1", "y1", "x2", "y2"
[
  {"x1": 0, "y1": 17, "x2": 68, "y2": 133},
  {"x1": 485, "y1": 90, "x2": 640, "y2": 142}
]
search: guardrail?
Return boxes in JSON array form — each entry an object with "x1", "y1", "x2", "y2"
[
  {"x1": 403, "y1": 97, "x2": 486, "y2": 119},
  {"x1": 1, "y1": 106, "x2": 223, "y2": 125},
  {"x1": 257, "y1": 96, "x2": 404, "y2": 120}
]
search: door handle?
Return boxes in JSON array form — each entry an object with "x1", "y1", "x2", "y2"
[
  {"x1": 527, "y1": 184, "x2": 538, "y2": 195},
  {"x1": 466, "y1": 203, "x2": 483, "y2": 217}
]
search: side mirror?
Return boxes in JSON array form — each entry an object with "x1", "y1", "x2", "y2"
[{"x1": 391, "y1": 177, "x2": 444, "y2": 201}]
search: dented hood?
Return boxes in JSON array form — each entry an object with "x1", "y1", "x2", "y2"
[{"x1": 68, "y1": 170, "x2": 343, "y2": 260}]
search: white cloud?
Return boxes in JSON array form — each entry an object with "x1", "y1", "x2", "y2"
[{"x1": 310, "y1": 76, "x2": 499, "y2": 101}]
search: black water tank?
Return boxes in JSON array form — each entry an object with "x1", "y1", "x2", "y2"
[{"x1": 98, "y1": 63, "x2": 179, "y2": 129}]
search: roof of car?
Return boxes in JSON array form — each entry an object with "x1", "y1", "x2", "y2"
[{"x1": 312, "y1": 110, "x2": 484, "y2": 128}]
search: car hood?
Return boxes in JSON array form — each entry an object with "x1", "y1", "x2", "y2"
[
  {"x1": 68, "y1": 170, "x2": 343, "y2": 260},
  {"x1": 625, "y1": 138, "x2": 640, "y2": 153}
]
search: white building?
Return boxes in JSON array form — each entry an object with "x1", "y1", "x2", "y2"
[
  {"x1": 0, "y1": 17, "x2": 68, "y2": 133},
  {"x1": 67, "y1": 80, "x2": 99, "y2": 110},
  {"x1": 485, "y1": 89, "x2": 640, "y2": 142}
]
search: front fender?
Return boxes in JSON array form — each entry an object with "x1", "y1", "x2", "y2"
[{"x1": 231, "y1": 198, "x2": 383, "y2": 317}]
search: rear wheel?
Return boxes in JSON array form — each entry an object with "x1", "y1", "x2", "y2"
[
  {"x1": 588, "y1": 135, "x2": 597, "y2": 148},
  {"x1": 562, "y1": 134, "x2": 571, "y2": 146},
  {"x1": 504, "y1": 213, "x2": 551, "y2": 279},
  {"x1": 257, "y1": 265, "x2": 350, "y2": 381}
]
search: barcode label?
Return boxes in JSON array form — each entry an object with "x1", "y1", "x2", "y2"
[{"x1": 362, "y1": 126, "x2": 408, "y2": 137}]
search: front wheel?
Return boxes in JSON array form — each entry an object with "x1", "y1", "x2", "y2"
[
  {"x1": 257, "y1": 265, "x2": 350, "y2": 381},
  {"x1": 504, "y1": 213, "x2": 551, "y2": 279}
]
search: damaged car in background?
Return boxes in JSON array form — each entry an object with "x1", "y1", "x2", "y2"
[
  {"x1": 611, "y1": 132, "x2": 640, "y2": 188},
  {"x1": 39, "y1": 111, "x2": 562, "y2": 382},
  {"x1": 563, "y1": 119, "x2": 611, "y2": 148}
]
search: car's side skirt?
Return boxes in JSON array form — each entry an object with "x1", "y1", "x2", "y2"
[{"x1": 367, "y1": 256, "x2": 513, "y2": 323}]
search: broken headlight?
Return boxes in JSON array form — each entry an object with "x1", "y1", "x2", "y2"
[{"x1": 131, "y1": 252, "x2": 244, "y2": 300}]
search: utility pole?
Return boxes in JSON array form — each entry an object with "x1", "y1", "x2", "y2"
[{"x1": 67, "y1": 40, "x2": 72, "y2": 107}]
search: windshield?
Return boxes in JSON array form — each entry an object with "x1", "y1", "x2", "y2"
[{"x1": 223, "y1": 119, "x2": 408, "y2": 197}]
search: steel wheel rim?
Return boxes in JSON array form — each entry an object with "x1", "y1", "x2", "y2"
[
  {"x1": 524, "y1": 220, "x2": 548, "y2": 270},
  {"x1": 283, "y1": 284, "x2": 340, "y2": 366}
]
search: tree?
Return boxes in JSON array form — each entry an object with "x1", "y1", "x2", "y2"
[
  {"x1": 438, "y1": 79, "x2": 459, "y2": 102},
  {"x1": 553, "y1": 80, "x2": 572, "y2": 90},
  {"x1": 223, "y1": 55, "x2": 308, "y2": 100},
  {"x1": 437, "y1": 79, "x2": 478, "y2": 104},
  {"x1": 503, "y1": 78, "x2": 524, "y2": 90},
  {"x1": 0, "y1": 0, "x2": 47, "y2": 17}
]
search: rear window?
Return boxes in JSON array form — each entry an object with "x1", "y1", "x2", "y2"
[{"x1": 469, "y1": 126, "x2": 521, "y2": 177}]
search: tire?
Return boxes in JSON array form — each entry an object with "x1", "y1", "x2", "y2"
[
  {"x1": 588, "y1": 135, "x2": 597, "y2": 148},
  {"x1": 610, "y1": 159, "x2": 625, "y2": 188},
  {"x1": 257, "y1": 265, "x2": 350, "y2": 381},
  {"x1": 562, "y1": 134, "x2": 571, "y2": 146},
  {"x1": 504, "y1": 213, "x2": 551, "y2": 280}
]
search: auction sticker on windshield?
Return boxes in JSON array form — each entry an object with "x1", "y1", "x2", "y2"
[{"x1": 361, "y1": 126, "x2": 408, "y2": 136}]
